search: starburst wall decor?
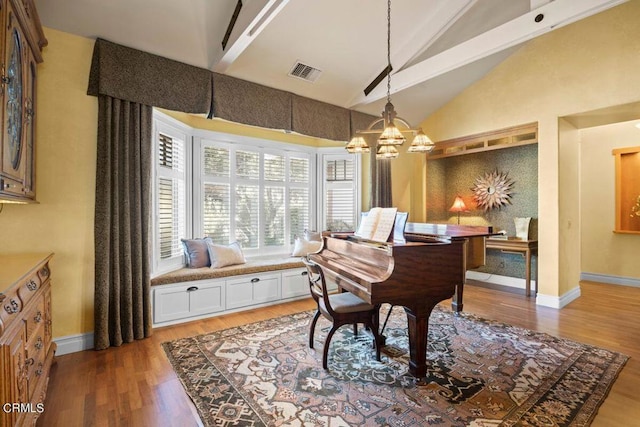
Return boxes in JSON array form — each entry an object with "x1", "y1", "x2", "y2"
[{"x1": 471, "y1": 170, "x2": 514, "y2": 211}]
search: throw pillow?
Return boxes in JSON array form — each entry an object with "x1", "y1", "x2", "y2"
[
  {"x1": 181, "y1": 237, "x2": 212, "y2": 268},
  {"x1": 304, "y1": 229, "x2": 322, "y2": 242},
  {"x1": 207, "y1": 241, "x2": 247, "y2": 268},
  {"x1": 292, "y1": 236, "x2": 323, "y2": 257}
]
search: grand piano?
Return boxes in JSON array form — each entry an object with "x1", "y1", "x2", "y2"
[{"x1": 309, "y1": 222, "x2": 493, "y2": 378}]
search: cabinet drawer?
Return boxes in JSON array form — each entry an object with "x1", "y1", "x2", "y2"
[
  {"x1": 281, "y1": 268, "x2": 310, "y2": 299},
  {"x1": 0, "y1": 288, "x2": 23, "y2": 332},
  {"x1": 226, "y1": 273, "x2": 280, "y2": 310},
  {"x1": 153, "y1": 280, "x2": 225, "y2": 324},
  {"x1": 25, "y1": 324, "x2": 46, "y2": 391},
  {"x1": 0, "y1": 176, "x2": 25, "y2": 197},
  {"x1": 18, "y1": 274, "x2": 42, "y2": 309},
  {"x1": 24, "y1": 296, "x2": 45, "y2": 341}
]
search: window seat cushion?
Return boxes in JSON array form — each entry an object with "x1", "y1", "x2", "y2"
[{"x1": 151, "y1": 256, "x2": 305, "y2": 286}]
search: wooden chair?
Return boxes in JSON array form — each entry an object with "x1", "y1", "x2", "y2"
[{"x1": 302, "y1": 257, "x2": 381, "y2": 369}]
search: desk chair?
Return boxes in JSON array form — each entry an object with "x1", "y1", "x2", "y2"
[{"x1": 302, "y1": 257, "x2": 382, "y2": 369}]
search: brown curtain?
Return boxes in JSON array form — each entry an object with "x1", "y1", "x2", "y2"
[
  {"x1": 369, "y1": 139, "x2": 393, "y2": 208},
  {"x1": 94, "y1": 95, "x2": 153, "y2": 350}
]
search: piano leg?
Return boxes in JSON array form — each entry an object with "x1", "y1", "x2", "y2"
[
  {"x1": 403, "y1": 302, "x2": 439, "y2": 379},
  {"x1": 451, "y1": 283, "x2": 464, "y2": 314},
  {"x1": 451, "y1": 238, "x2": 468, "y2": 314}
]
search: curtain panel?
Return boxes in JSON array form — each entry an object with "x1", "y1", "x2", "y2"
[{"x1": 94, "y1": 95, "x2": 153, "y2": 350}]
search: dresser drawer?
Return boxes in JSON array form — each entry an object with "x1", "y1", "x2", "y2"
[
  {"x1": 25, "y1": 297, "x2": 45, "y2": 342},
  {"x1": 0, "y1": 288, "x2": 23, "y2": 332},
  {"x1": 17, "y1": 273, "x2": 42, "y2": 307},
  {"x1": 25, "y1": 324, "x2": 46, "y2": 395}
]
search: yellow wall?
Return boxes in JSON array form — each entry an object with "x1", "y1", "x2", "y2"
[
  {"x1": 418, "y1": 0, "x2": 640, "y2": 297},
  {"x1": 158, "y1": 109, "x2": 344, "y2": 149},
  {"x1": 580, "y1": 120, "x2": 640, "y2": 277},
  {"x1": 0, "y1": 29, "x2": 347, "y2": 338},
  {"x1": 0, "y1": 28, "x2": 97, "y2": 337}
]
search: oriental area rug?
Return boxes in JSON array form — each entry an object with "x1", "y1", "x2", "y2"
[{"x1": 162, "y1": 306, "x2": 627, "y2": 427}]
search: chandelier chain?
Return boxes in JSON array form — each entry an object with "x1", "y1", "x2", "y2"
[{"x1": 386, "y1": 0, "x2": 391, "y2": 104}]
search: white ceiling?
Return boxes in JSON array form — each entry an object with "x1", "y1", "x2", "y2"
[{"x1": 35, "y1": 0, "x2": 627, "y2": 126}]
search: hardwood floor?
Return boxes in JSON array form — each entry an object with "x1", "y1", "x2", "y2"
[{"x1": 37, "y1": 282, "x2": 639, "y2": 427}]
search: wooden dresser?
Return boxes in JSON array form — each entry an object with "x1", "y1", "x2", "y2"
[{"x1": 0, "y1": 253, "x2": 54, "y2": 426}]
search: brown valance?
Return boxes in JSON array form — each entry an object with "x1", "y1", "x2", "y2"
[
  {"x1": 292, "y1": 95, "x2": 351, "y2": 141},
  {"x1": 87, "y1": 38, "x2": 380, "y2": 142},
  {"x1": 212, "y1": 73, "x2": 292, "y2": 131},
  {"x1": 88, "y1": 38, "x2": 211, "y2": 113},
  {"x1": 350, "y1": 110, "x2": 379, "y2": 134}
]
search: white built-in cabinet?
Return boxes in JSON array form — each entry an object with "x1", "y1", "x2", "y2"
[{"x1": 152, "y1": 267, "x2": 317, "y2": 327}]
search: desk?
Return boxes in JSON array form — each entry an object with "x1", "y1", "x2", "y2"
[{"x1": 485, "y1": 238, "x2": 538, "y2": 296}]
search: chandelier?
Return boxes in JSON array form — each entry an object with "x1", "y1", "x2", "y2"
[{"x1": 346, "y1": 0, "x2": 435, "y2": 159}]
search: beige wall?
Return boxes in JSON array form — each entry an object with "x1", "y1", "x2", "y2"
[
  {"x1": 418, "y1": 0, "x2": 640, "y2": 298},
  {"x1": 580, "y1": 120, "x2": 640, "y2": 278}
]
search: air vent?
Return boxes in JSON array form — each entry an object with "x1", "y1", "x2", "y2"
[{"x1": 288, "y1": 61, "x2": 322, "y2": 83}]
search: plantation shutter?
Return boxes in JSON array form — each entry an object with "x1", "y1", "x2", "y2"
[
  {"x1": 157, "y1": 133, "x2": 185, "y2": 259},
  {"x1": 324, "y1": 158, "x2": 356, "y2": 232},
  {"x1": 289, "y1": 156, "x2": 310, "y2": 242},
  {"x1": 202, "y1": 146, "x2": 231, "y2": 244}
]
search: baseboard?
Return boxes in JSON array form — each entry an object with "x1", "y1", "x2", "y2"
[
  {"x1": 536, "y1": 286, "x2": 581, "y2": 309},
  {"x1": 466, "y1": 270, "x2": 582, "y2": 309},
  {"x1": 54, "y1": 332, "x2": 94, "y2": 355},
  {"x1": 466, "y1": 271, "x2": 535, "y2": 290},
  {"x1": 580, "y1": 272, "x2": 640, "y2": 288}
]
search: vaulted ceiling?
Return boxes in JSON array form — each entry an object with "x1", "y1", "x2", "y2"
[{"x1": 35, "y1": 0, "x2": 627, "y2": 126}]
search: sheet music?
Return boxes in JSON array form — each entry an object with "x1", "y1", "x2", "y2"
[
  {"x1": 355, "y1": 207, "x2": 382, "y2": 239},
  {"x1": 354, "y1": 207, "x2": 397, "y2": 242},
  {"x1": 371, "y1": 208, "x2": 397, "y2": 242}
]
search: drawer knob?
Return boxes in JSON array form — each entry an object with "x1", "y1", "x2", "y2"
[
  {"x1": 35, "y1": 337, "x2": 43, "y2": 350},
  {"x1": 301, "y1": 271, "x2": 308, "y2": 276},
  {"x1": 36, "y1": 363, "x2": 43, "y2": 376},
  {"x1": 27, "y1": 280, "x2": 38, "y2": 291},
  {"x1": 186, "y1": 286, "x2": 198, "y2": 292},
  {"x1": 4, "y1": 299, "x2": 19, "y2": 314},
  {"x1": 251, "y1": 278, "x2": 260, "y2": 283},
  {"x1": 34, "y1": 311, "x2": 42, "y2": 323},
  {"x1": 40, "y1": 266, "x2": 50, "y2": 277}
]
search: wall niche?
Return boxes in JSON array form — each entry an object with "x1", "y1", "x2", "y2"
[
  {"x1": 426, "y1": 124, "x2": 538, "y2": 280},
  {"x1": 613, "y1": 146, "x2": 640, "y2": 234}
]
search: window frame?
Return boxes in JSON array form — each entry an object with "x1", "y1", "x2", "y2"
[
  {"x1": 317, "y1": 148, "x2": 362, "y2": 232},
  {"x1": 193, "y1": 129, "x2": 318, "y2": 257},
  {"x1": 151, "y1": 113, "x2": 193, "y2": 275},
  {"x1": 151, "y1": 110, "x2": 362, "y2": 275}
]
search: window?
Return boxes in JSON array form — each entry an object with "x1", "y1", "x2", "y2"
[
  {"x1": 195, "y1": 138, "x2": 314, "y2": 256},
  {"x1": 152, "y1": 118, "x2": 190, "y2": 274},
  {"x1": 320, "y1": 152, "x2": 360, "y2": 232},
  {"x1": 151, "y1": 111, "x2": 361, "y2": 273}
]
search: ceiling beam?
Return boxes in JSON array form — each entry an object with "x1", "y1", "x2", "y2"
[
  {"x1": 349, "y1": 0, "x2": 628, "y2": 108},
  {"x1": 350, "y1": 0, "x2": 476, "y2": 104},
  {"x1": 212, "y1": 0, "x2": 291, "y2": 73}
]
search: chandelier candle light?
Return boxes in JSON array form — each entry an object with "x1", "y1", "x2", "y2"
[{"x1": 345, "y1": 0, "x2": 435, "y2": 159}]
